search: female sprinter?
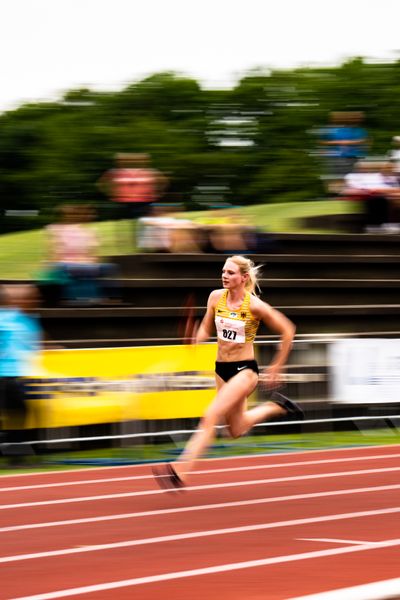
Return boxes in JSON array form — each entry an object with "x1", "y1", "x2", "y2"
[{"x1": 153, "y1": 255, "x2": 303, "y2": 490}]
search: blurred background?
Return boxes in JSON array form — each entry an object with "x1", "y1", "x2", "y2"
[{"x1": 1, "y1": 0, "x2": 400, "y2": 468}]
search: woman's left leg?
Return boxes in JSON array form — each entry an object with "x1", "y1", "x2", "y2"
[{"x1": 176, "y1": 369, "x2": 259, "y2": 482}]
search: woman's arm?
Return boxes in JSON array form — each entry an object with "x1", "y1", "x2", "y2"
[
  {"x1": 252, "y1": 296, "x2": 296, "y2": 388},
  {"x1": 194, "y1": 290, "x2": 219, "y2": 343}
]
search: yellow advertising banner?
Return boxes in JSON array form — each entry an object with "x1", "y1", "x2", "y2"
[{"x1": 26, "y1": 344, "x2": 217, "y2": 428}]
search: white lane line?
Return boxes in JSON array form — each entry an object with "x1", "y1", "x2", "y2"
[
  {"x1": 1, "y1": 483, "x2": 400, "y2": 534},
  {"x1": 2, "y1": 443, "x2": 399, "y2": 479},
  {"x1": 298, "y1": 538, "x2": 374, "y2": 546},
  {"x1": 288, "y1": 577, "x2": 400, "y2": 600},
  {"x1": 1, "y1": 506, "x2": 399, "y2": 564},
  {"x1": 10, "y1": 539, "x2": 400, "y2": 600},
  {"x1": 2, "y1": 453, "x2": 400, "y2": 492},
  {"x1": 1, "y1": 466, "x2": 400, "y2": 510}
]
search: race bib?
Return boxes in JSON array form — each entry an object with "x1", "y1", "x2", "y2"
[{"x1": 215, "y1": 316, "x2": 246, "y2": 343}]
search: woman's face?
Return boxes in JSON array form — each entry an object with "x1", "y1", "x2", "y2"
[{"x1": 222, "y1": 260, "x2": 245, "y2": 289}]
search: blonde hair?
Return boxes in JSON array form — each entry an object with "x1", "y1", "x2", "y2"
[{"x1": 227, "y1": 255, "x2": 262, "y2": 295}]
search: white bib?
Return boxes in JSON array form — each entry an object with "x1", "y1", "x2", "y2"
[{"x1": 215, "y1": 315, "x2": 246, "y2": 344}]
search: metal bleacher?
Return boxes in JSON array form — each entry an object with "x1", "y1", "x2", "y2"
[{"x1": 36, "y1": 232, "x2": 400, "y2": 347}]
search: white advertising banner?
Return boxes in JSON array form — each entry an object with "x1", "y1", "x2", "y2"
[{"x1": 329, "y1": 339, "x2": 400, "y2": 404}]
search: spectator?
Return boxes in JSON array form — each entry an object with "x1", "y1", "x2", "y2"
[
  {"x1": 381, "y1": 162, "x2": 400, "y2": 228},
  {"x1": 43, "y1": 204, "x2": 120, "y2": 305},
  {"x1": 206, "y1": 210, "x2": 250, "y2": 253},
  {"x1": 0, "y1": 284, "x2": 42, "y2": 465},
  {"x1": 137, "y1": 204, "x2": 202, "y2": 253},
  {"x1": 319, "y1": 111, "x2": 368, "y2": 194},
  {"x1": 200, "y1": 209, "x2": 275, "y2": 254},
  {"x1": 97, "y1": 153, "x2": 168, "y2": 248},
  {"x1": 387, "y1": 136, "x2": 400, "y2": 184},
  {"x1": 342, "y1": 161, "x2": 400, "y2": 232}
]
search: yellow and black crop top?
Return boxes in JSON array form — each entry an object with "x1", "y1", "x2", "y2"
[{"x1": 214, "y1": 290, "x2": 260, "y2": 343}]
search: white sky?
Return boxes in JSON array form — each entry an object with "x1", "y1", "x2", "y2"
[{"x1": 2, "y1": 0, "x2": 400, "y2": 112}]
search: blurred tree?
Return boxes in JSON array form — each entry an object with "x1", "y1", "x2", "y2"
[{"x1": 2, "y1": 59, "x2": 400, "y2": 231}]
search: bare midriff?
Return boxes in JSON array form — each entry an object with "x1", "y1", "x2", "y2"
[{"x1": 216, "y1": 339, "x2": 255, "y2": 362}]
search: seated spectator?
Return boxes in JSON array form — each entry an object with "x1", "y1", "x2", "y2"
[
  {"x1": 137, "y1": 205, "x2": 202, "y2": 253},
  {"x1": 382, "y1": 162, "x2": 400, "y2": 228},
  {"x1": 342, "y1": 161, "x2": 400, "y2": 232},
  {"x1": 42, "y1": 204, "x2": 120, "y2": 305},
  {"x1": 387, "y1": 136, "x2": 400, "y2": 184},
  {"x1": 205, "y1": 210, "x2": 251, "y2": 253}
]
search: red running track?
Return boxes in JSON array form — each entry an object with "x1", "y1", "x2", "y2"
[{"x1": 1, "y1": 444, "x2": 400, "y2": 600}]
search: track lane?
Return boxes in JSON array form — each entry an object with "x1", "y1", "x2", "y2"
[
  {"x1": 2, "y1": 514, "x2": 399, "y2": 598},
  {"x1": 92, "y1": 545, "x2": 399, "y2": 600},
  {"x1": 1, "y1": 467, "x2": 399, "y2": 528},
  {"x1": 1, "y1": 445, "x2": 399, "y2": 599},
  {"x1": 1, "y1": 460, "x2": 400, "y2": 506},
  {"x1": 0, "y1": 489, "x2": 399, "y2": 557}
]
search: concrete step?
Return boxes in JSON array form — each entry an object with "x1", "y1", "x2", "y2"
[
  {"x1": 39, "y1": 304, "x2": 400, "y2": 344},
  {"x1": 107, "y1": 277, "x2": 400, "y2": 307},
  {"x1": 268, "y1": 232, "x2": 400, "y2": 254},
  {"x1": 111, "y1": 253, "x2": 400, "y2": 279}
]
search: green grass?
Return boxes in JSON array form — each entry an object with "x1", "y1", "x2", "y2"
[
  {"x1": 0, "y1": 219, "x2": 134, "y2": 279},
  {"x1": 0, "y1": 229, "x2": 46, "y2": 280},
  {"x1": 1, "y1": 428, "x2": 398, "y2": 474},
  {"x1": 189, "y1": 199, "x2": 361, "y2": 235},
  {"x1": 0, "y1": 199, "x2": 360, "y2": 279}
]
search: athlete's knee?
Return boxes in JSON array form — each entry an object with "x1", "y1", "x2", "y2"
[
  {"x1": 226, "y1": 422, "x2": 244, "y2": 439},
  {"x1": 200, "y1": 411, "x2": 219, "y2": 431}
]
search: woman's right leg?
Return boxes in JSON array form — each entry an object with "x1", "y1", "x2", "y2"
[
  {"x1": 176, "y1": 414, "x2": 219, "y2": 481},
  {"x1": 174, "y1": 375, "x2": 224, "y2": 482}
]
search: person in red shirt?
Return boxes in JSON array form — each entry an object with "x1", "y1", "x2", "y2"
[{"x1": 98, "y1": 153, "x2": 168, "y2": 247}]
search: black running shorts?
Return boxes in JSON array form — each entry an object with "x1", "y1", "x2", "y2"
[{"x1": 215, "y1": 360, "x2": 259, "y2": 383}]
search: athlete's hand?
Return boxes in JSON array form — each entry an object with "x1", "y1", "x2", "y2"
[{"x1": 259, "y1": 364, "x2": 282, "y2": 390}]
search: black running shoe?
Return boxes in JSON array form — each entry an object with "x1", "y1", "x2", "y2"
[
  {"x1": 270, "y1": 391, "x2": 304, "y2": 420},
  {"x1": 152, "y1": 463, "x2": 185, "y2": 492}
]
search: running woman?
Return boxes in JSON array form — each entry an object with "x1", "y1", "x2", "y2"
[{"x1": 153, "y1": 255, "x2": 303, "y2": 490}]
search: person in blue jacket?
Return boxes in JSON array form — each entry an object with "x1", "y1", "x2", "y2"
[{"x1": 0, "y1": 285, "x2": 42, "y2": 464}]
